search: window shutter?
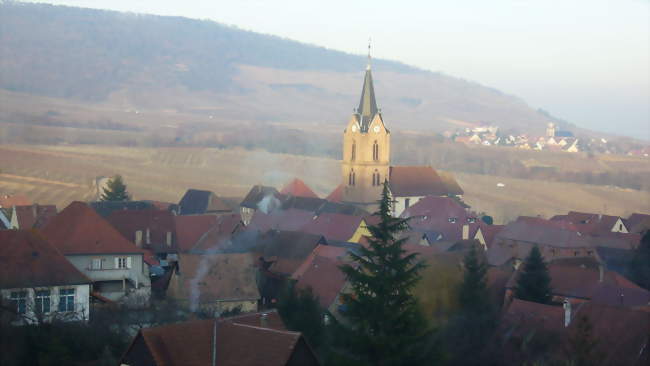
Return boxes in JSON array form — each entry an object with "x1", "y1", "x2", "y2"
[
  {"x1": 114, "y1": 257, "x2": 119, "y2": 269},
  {"x1": 127, "y1": 256, "x2": 132, "y2": 269}
]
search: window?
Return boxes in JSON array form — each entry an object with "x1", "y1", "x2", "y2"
[
  {"x1": 351, "y1": 141, "x2": 356, "y2": 161},
  {"x1": 166, "y1": 231, "x2": 172, "y2": 246},
  {"x1": 116, "y1": 257, "x2": 129, "y2": 269},
  {"x1": 348, "y1": 169, "x2": 355, "y2": 186},
  {"x1": 10, "y1": 291, "x2": 27, "y2": 314},
  {"x1": 146, "y1": 229, "x2": 151, "y2": 244},
  {"x1": 467, "y1": 217, "x2": 476, "y2": 223},
  {"x1": 58, "y1": 288, "x2": 75, "y2": 312},
  {"x1": 405, "y1": 198, "x2": 410, "y2": 209},
  {"x1": 90, "y1": 258, "x2": 102, "y2": 270},
  {"x1": 372, "y1": 170, "x2": 380, "y2": 186},
  {"x1": 448, "y1": 217, "x2": 457, "y2": 223},
  {"x1": 372, "y1": 141, "x2": 379, "y2": 161},
  {"x1": 35, "y1": 290, "x2": 51, "y2": 314}
]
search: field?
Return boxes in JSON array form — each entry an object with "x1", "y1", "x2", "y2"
[{"x1": 1, "y1": 144, "x2": 648, "y2": 223}]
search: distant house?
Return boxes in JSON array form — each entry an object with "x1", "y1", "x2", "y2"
[
  {"x1": 388, "y1": 166, "x2": 464, "y2": 216},
  {"x1": 41, "y1": 202, "x2": 151, "y2": 304},
  {"x1": 0, "y1": 193, "x2": 31, "y2": 208},
  {"x1": 107, "y1": 209, "x2": 178, "y2": 258},
  {"x1": 239, "y1": 185, "x2": 282, "y2": 225},
  {"x1": 401, "y1": 196, "x2": 479, "y2": 243},
  {"x1": 0, "y1": 230, "x2": 92, "y2": 324},
  {"x1": 167, "y1": 253, "x2": 260, "y2": 315},
  {"x1": 178, "y1": 189, "x2": 232, "y2": 216},
  {"x1": 119, "y1": 312, "x2": 320, "y2": 366},
  {"x1": 88, "y1": 200, "x2": 156, "y2": 218}
]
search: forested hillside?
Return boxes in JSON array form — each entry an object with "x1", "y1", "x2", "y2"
[{"x1": 0, "y1": 2, "x2": 561, "y2": 134}]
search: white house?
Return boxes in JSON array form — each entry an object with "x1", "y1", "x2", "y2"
[{"x1": 0, "y1": 230, "x2": 92, "y2": 324}]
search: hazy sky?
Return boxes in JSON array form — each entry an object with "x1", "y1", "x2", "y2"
[{"x1": 27, "y1": 0, "x2": 649, "y2": 139}]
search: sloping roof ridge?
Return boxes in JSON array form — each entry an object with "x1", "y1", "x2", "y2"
[{"x1": 229, "y1": 321, "x2": 301, "y2": 337}]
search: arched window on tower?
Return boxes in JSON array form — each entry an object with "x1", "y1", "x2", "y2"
[
  {"x1": 373, "y1": 141, "x2": 379, "y2": 161},
  {"x1": 351, "y1": 141, "x2": 356, "y2": 161},
  {"x1": 349, "y1": 169, "x2": 356, "y2": 186},
  {"x1": 372, "y1": 169, "x2": 380, "y2": 186}
]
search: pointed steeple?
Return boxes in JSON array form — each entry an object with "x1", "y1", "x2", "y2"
[{"x1": 357, "y1": 39, "x2": 379, "y2": 131}]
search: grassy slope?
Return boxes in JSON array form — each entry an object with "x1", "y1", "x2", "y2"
[{"x1": 1, "y1": 144, "x2": 647, "y2": 223}]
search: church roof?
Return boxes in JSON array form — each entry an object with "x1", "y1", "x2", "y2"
[
  {"x1": 356, "y1": 68, "x2": 379, "y2": 132},
  {"x1": 389, "y1": 166, "x2": 461, "y2": 197}
]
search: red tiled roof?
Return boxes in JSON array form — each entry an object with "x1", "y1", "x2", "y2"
[
  {"x1": 496, "y1": 220, "x2": 588, "y2": 248},
  {"x1": 0, "y1": 230, "x2": 91, "y2": 289},
  {"x1": 12, "y1": 204, "x2": 57, "y2": 229},
  {"x1": 0, "y1": 193, "x2": 31, "y2": 208},
  {"x1": 224, "y1": 309, "x2": 286, "y2": 331},
  {"x1": 389, "y1": 166, "x2": 461, "y2": 197},
  {"x1": 174, "y1": 215, "x2": 220, "y2": 252},
  {"x1": 174, "y1": 253, "x2": 260, "y2": 303},
  {"x1": 291, "y1": 244, "x2": 348, "y2": 279},
  {"x1": 190, "y1": 214, "x2": 244, "y2": 253},
  {"x1": 41, "y1": 201, "x2": 144, "y2": 255},
  {"x1": 258, "y1": 230, "x2": 325, "y2": 276},
  {"x1": 325, "y1": 183, "x2": 344, "y2": 203},
  {"x1": 401, "y1": 196, "x2": 468, "y2": 220},
  {"x1": 107, "y1": 209, "x2": 177, "y2": 253},
  {"x1": 124, "y1": 317, "x2": 314, "y2": 366},
  {"x1": 301, "y1": 213, "x2": 364, "y2": 242},
  {"x1": 280, "y1": 178, "x2": 319, "y2": 199},
  {"x1": 627, "y1": 213, "x2": 650, "y2": 233},
  {"x1": 246, "y1": 208, "x2": 314, "y2": 233},
  {"x1": 294, "y1": 255, "x2": 347, "y2": 309},
  {"x1": 501, "y1": 298, "x2": 565, "y2": 336}
]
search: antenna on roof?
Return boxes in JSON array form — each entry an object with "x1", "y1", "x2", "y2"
[{"x1": 367, "y1": 37, "x2": 372, "y2": 70}]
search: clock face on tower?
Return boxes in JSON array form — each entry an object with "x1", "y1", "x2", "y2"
[
  {"x1": 373, "y1": 126, "x2": 380, "y2": 133},
  {"x1": 352, "y1": 125, "x2": 358, "y2": 132}
]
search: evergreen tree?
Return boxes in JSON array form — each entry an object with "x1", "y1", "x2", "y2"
[
  {"x1": 100, "y1": 175, "x2": 130, "y2": 202},
  {"x1": 628, "y1": 230, "x2": 650, "y2": 290},
  {"x1": 445, "y1": 245, "x2": 496, "y2": 365},
  {"x1": 515, "y1": 246, "x2": 552, "y2": 304},
  {"x1": 277, "y1": 285, "x2": 325, "y2": 349},
  {"x1": 336, "y1": 182, "x2": 436, "y2": 366}
]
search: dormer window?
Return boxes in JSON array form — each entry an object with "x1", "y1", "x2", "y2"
[
  {"x1": 448, "y1": 217, "x2": 457, "y2": 223},
  {"x1": 467, "y1": 217, "x2": 476, "y2": 223}
]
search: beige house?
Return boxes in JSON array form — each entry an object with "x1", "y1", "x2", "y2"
[{"x1": 168, "y1": 253, "x2": 260, "y2": 315}]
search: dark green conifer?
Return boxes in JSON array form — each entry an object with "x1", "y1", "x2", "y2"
[
  {"x1": 100, "y1": 175, "x2": 130, "y2": 202},
  {"x1": 514, "y1": 246, "x2": 552, "y2": 304},
  {"x1": 336, "y1": 182, "x2": 436, "y2": 366},
  {"x1": 628, "y1": 231, "x2": 650, "y2": 290}
]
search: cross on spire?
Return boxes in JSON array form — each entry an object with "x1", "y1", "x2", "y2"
[{"x1": 367, "y1": 37, "x2": 372, "y2": 70}]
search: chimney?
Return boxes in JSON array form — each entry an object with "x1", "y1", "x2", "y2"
[
  {"x1": 211, "y1": 320, "x2": 218, "y2": 366},
  {"x1": 462, "y1": 224, "x2": 470, "y2": 240},
  {"x1": 598, "y1": 264, "x2": 604, "y2": 282},
  {"x1": 260, "y1": 313, "x2": 269, "y2": 328},
  {"x1": 135, "y1": 230, "x2": 143, "y2": 247},
  {"x1": 563, "y1": 298, "x2": 571, "y2": 327}
]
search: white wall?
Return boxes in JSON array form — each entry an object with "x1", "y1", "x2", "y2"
[{"x1": 1, "y1": 284, "x2": 91, "y2": 325}]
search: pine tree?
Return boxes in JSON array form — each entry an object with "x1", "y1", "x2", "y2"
[
  {"x1": 514, "y1": 246, "x2": 552, "y2": 304},
  {"x1": 445, "y1": 245, "x2": 496, "y2": 365},
  {"x1": 100, "y1": 175, "x2": 130, "y2": 202},
  {"x1": 628, "y1": 230, "x2": 650, "y2": 290},
  {"x1": 336, "y1": 182, "x2": 436, "y2": 366}
]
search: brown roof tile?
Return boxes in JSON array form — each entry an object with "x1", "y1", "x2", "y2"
[
  {"x1": 41, "y1": 201, "x2": 144, "y2": 255},
  {"x1": 389, "y1": 166, "x2": 461, "y2": 197},
  {"x1": 0, "y1": 193, "x2": 31, "y2": 208},
  {"x1": 189, "y1": 214, "x2": 244, "y2": 253},
  {"x1": 240, "y1": 185, "x2": 281, "y2": 209},
  {"x1": 178, "y1": 189, "x2": 232, "y2": 215},
  {"x1": 280, "y1": 178, "x2": 319, "y2": 198},
  {"x1": 0, "y1": 230, "x2": 91, "y2": 289},
  {"x1": 12, "y1": 204, "x2": 57, "y2": 229},
  {"x1": 174, "y1": 215, "x2": 220, "y2": 252},
  {"x1": 325, "y1": 183, "x2": 344, "y2": 203},
  {"x1": 107, "y1": 209, "x2": 177, "y2": 253}
]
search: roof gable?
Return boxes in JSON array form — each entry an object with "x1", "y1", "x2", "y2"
[
  {"x1": 0, "y1": 230, "x2": 91, "y2": 289},
  {"x1": 178, "y1": 189, "x2": 232, "y2": 215},
  {"x1": 280, "y1": 178, "x2": 319, "y2": 199},
  {"x1": 41, "y1": 201, "x2": 143, "y2": 255}
]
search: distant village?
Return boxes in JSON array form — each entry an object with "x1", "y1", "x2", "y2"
[
  {"x1": 449, "y1": 122, "x2": 650, "y2": 156},
  {"x1": 1, "y1": 62, "x2": 648, "y2": 366}
]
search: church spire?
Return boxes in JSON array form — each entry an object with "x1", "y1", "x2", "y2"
[{"x1": 357, "y1": 39, "x2": 378, "y2": 130}]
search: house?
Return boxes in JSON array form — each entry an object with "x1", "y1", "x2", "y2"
[
  {"x1": 188, "y1": 214, "x2": 245, "y2": 253},
  {"x1": 401, "y1": 196, "x2": 480, "y2": 243},
  {"x1": 119, "y1": 312, "x2": 320, "y2": 366},
  {"x1": 3, "y1": 204, "x2": 57, "y2": 229},
  {"x1": 0, "y1": 193, "x2": 31, "y2": 208},
  {"x1": 178, "y1": 189, "x2": 232, "y2": 215},
  {"x1": 280, "y1": 178, "x2": 319, "y2": 198},
  {"x1": 504, "y1": 257, "x2": 649, "y2": 308},
  {"x1": 239, "y1": 185, "x2": 282, "y2": 225},
  {"x1": 41, "y1": 201, "x2": 151, "y2": 304},
  {"x1": 89, "y1": 200, "x2": 156, "y2": 218},
  {"x1": 388, "y1": 167, "x2": 464, "y2": 216},
  {"x1": 168, "y1": 253, "x2": 260, "y2": 315},
  {"x1": 174, "y1": 214, "x2": 222, "y2": 252},
  {"x1": 494, "y1": 299, "x2": 649, "y2": 366},
  {"x1": 626, "y1": 213, "x2": 650, "y2": 234},
  {"x1": 107, "y1": 209, "x2": 178, "y2": 259},
  {"x1": 0, "y1": 230, "x2": 92, "y2": 324},
  {"x1": 552, "y1": 211, "x2": 629, "y2": 234}
]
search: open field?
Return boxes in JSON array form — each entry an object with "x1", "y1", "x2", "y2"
[{"x1": 1, "y1": 144, "x2": 648, "y2": 223}]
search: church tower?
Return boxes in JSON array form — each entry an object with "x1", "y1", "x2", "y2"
[{"x1": 341, "y1": 58, "x2": 390, "y2": 210}]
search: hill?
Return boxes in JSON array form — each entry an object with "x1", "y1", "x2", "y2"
[{"x1": 0, "y1": 2, "x2": 562, "y2": 135}]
